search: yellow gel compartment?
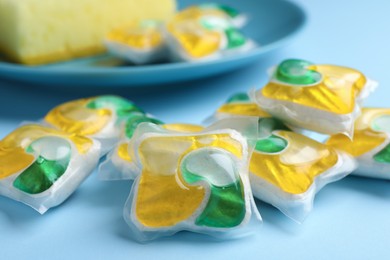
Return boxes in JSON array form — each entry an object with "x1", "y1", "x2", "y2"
[
  {"x1": 162, "y1": 123, "x2": 204, "y2": 133},
  {"x1": 262, "y1": 65, "x2": 367, "y2": 114},
  {"x1": 168, "y1": 19, "x2": 222, "y2": 58},
  {"x1": 135, "y1": 133, "x2": 243, "y2": 227},
  {"x1": 250, "y1": 131, "x2": 338, "y2": 194},
  {"x1": 117, "y1": 123, "x2": 204, "y2": 162},
  {"x1": 118, "y1": 143, "x2": 132, "y2": 163},
  {"x1": 168, "y1": 6, "x2": 225, "y2": 59},
  {"x1": 107, "y1": 23, "x2": 163, "y2": 49},
  {"x1": 0, "y1": 125, "x2": 92, "y2": 179},
  {"x1": 217, "y1": 103, "x2": 271, "y2": 117},
  {"x1": 327, "y1": 108, "x2": 390, "y2": 157},
  {"x1": 327, "y1": 130, "x2": 386, "y2": 157},
  {"x1": 45, "y1": 98, "x2": 111, "y2": 136},
  {"x1": 311, "y1": 65, "x2": 367, "y2": 94}
]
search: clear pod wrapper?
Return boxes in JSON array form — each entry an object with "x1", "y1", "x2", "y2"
[
  {"x1": 253, "y1": 59, "x2": 377, "y2": 137},
  {"x1": 165, "y1": 4, "x2": 255, "y2": 62},
  {"x1": 196, "y1": 3, "x2": 248, "y2": 28},
  {"x1": 44, "y1": 95, "x2": 144, "y2": 155},
  {"x1": 0, "y1": 124, "x2": 100, "y2": 214},
  {"x1": 207, "y1": 93, "x2": 356, "y2": 222},
  {"x1": 327, "y1": 108, "x2": 390, "y2": 180},
  {"x1": 206, "y1": 92, "x2": 271, "y2": 124},
  {"x1": 122, "y1": 122, "x2": 261, "y2": 242},
  {"x1": 105, "y1": 20, "x2": 168, "y2": 65},
  {"x1": 99, "y1": 114, "x2": 205, "y2": 181}
]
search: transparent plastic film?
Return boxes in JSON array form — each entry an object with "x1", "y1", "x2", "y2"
[
  {"x1": 98, "y1": 112, "x2": 164, "y2": 181},
  {"x1": 206, "y1": 92, "x2": 271, "y2": 124},
  {"x1": 99, "y1": 111, "x2": 206, "y2": 181}
]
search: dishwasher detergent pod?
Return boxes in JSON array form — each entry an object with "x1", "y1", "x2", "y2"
[{"x1": 254, "y1": 59, "x2": 377, "y2": 137}]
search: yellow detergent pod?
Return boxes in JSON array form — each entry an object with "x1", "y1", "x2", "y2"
[
  {"x1": 0, "y1": 124, "x2": 100, "y2": 213},
  {"x1": 327, "y1": 108, "x2": 390, "y2": 180},
  {"x1": 208, "y1": 113, "x2": 355, "y2": 222},
  {"x1": 254, "y1": 59, "x2": 377, "y2": 137},
  {"x1": 122, "y1": 123, "x2": 260, "y2": 241},
  {"x1": 105, "y1": 20, "x2": 168, "y2": 64},
  {"x1": 44, "y1": 95, "x2": 144, "y2": 154},
  {"x1": 165, "y1": 4, "x2": 254, "y2": 62},
  {"x1": 249, "y1": 128, "x2": 355, "y2": 222}
]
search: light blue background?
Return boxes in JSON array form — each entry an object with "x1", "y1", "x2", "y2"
[{"x1": 1, "y1": 0, "x2": 389, "y2": 259}]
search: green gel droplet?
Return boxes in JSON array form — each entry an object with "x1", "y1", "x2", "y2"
[
  {"x1": 125, "y1": 114, "x2": 163, "y2": 139},
  {"x1": 225, "y1": 28, "x2": 246, "y2": 49},
  {"x1": 181, "y1": 148, "x2": 246, "y2": 228},
  {"x1": 218, "y1": 4, "x2": 240, "y2": 18},
  {"x1": 226, "y1": 93, "x2": 250, "y2": 103},
  {"x1": 87, "y1": 95, "x2": 144, "y2": 118},
  {"x1": 13, "y1": 137, "x2": 71, "y2": 194},
  {"x1": 374, "y1": 144, "x2": 390, "y2": 163},
  {"x1": 195, "y1": 182, "x2": 245, "y2": 228},
  {"x1": 255, "y1": 134, "x2": 288, "y2": 153},
  {"x1": 276, "y1": 59, "x2": 322, "y2": 85}
]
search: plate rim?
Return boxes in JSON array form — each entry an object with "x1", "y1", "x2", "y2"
[{"x1": 0, "y1": 0, "x2": 307, "y2": 76}]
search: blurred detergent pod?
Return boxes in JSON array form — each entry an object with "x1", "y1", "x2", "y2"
[
  {"x1": 254, "y1": 59, "x2": 377, "y2": 137},
  {"x1": 122, "y1": 123, "x2": 261, "y2": 242},
  {"x1": 105, "y1": 20, "x2": 168, "y2": 64},
  {"x1": 327, "y1": 108, "x2": 390, "y2": 180},
  {"x1": 0, "y1": 124, "x2": 100, "y2": 213},
  {"x1": 165, "y1": 4, "x2": 255, "y2": 62},
  {"x1": 44, "y1": 95, "x2": 144, "y2": 155}
]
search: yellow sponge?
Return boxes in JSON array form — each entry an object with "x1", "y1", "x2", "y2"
[{"x1": 0, "y1": 0, "x2": 176, "y2": 65}]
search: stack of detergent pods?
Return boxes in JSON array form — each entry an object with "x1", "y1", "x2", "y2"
[
  {"x1": 104, "y1": 3, "x2": 255, "y2": 64},
  {"x1": 1, "y1": 57, "x2": 388, "y2": 242}
]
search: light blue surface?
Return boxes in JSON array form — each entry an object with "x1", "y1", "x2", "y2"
[
  {"x1": 1, "y1": 0, "x2": 390, "y2": 259},
  {"x1": 0, "y1": 0, "x2": 305, "y2": 87}
]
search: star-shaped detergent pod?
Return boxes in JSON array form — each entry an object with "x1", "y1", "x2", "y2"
[
  {"x1": 44, "y1": 95, "x2": 143, "y2": 154},
  {"x1": 99, "y1": 110, "x2": 205, "y2": 180},
  {"x1": 122, "y1": 123, "x2": 260, "y2": 241},
  {"x1": 0, "y1": 124, "x2": 100, "y2": 213},
  {"x1": 105, "y1": 20, "x2": 168, "y2": 64},
  {"x1": 327, "y1": 108, "x2": 390, "y2": 180},
  {"x1": 249, "y1": 122, "x2": 356, "y2": 222},
  {"x1": 254, "y1": 59, "x2": 377, "y2": 137},
  {"x1": 165, "y1": 4, "x2": 254, "y2": 62},
  {"x1": 209, "y1": 93, "x2": 356, "y2": 222}
]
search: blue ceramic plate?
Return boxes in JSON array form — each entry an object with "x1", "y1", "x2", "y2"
[{"x1": 0, "y1": 0, "x2": 306, "y2": 87}]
